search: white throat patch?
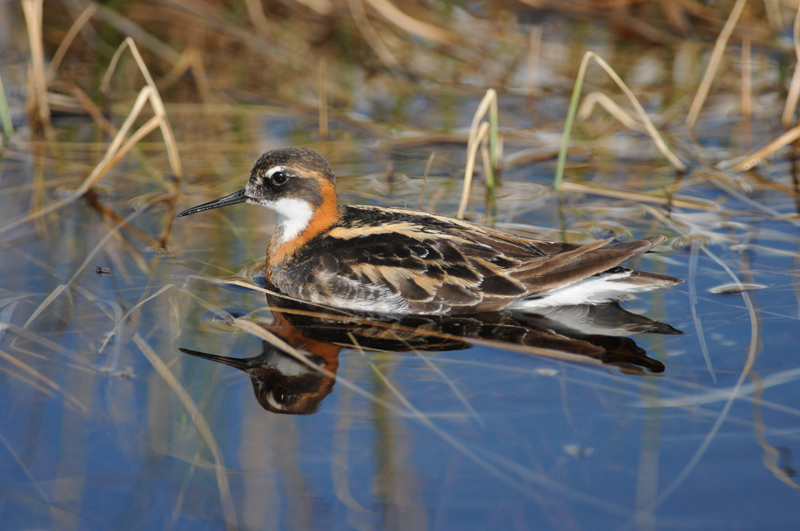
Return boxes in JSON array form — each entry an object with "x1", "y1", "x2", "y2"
[{"x1": 253, "y1": 197, "x2": 314, "y2": 243}]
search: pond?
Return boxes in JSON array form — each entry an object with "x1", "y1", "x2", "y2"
[{"x1": 1, "y1": 1, "x2": 800, "y2": 530}]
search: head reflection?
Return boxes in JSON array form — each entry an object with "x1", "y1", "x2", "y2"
[
  {"x1": 181, "y1": 297, "x2": 681, "y2": 415},
  {"x1": 181, "y1": 324, "x2": 339, "y2": 415}
]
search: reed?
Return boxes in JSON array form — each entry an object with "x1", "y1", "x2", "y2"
[
  {"x1": 458, "y1": 89, "x2": 499, "y2": 219},
  {"x1": 0, "y1": 38, "x2": 183, "y2": 242},
  {"x1": 554, "y1": 51, "x2": 686, "y2": 191},
  {"x1": 684, "y1": 0, "x2": 747, "y2": 128},
  {"x1": 21, "y1": 0, "x2": 50, "y2": 136},
  {"x1": 0, "y1": 72, "x2": 12, "y2": 142},
  {"x1": 783, "y1": 4, "x2": 800, "y2": 127}
]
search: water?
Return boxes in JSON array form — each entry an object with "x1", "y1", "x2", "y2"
[
  {"x1": 2, "y1": 109, "x2": 799, "y2": 529},
  {"x1": 3, "y1": 6, "x2": 800, "y2": 529}
]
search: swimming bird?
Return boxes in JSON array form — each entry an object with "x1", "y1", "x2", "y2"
[{"x1": 177, "y1": 147, "x2": 681, "y2": 315}]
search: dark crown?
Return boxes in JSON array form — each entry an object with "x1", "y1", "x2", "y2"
[{"x1": 250, "y1": 147, "x2": 335, "y2": 183}]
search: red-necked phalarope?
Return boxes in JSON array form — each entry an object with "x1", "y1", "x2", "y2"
[{"x1": 178, "y1": 147, "x2": 682, "y2": 315}]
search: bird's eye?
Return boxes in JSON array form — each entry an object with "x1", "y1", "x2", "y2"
[
  {"x1": 273, "y1": 386, "x2": 289, "y2": 404},
  {"x1": 272, "y1": 171, "x2": 288, "y2": 186}
]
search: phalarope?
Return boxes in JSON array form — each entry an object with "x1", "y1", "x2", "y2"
[{"x1": 178, "y1": 147, "x2": 681, "y2": 315}]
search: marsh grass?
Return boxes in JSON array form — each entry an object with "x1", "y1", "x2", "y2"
[
  {"x1": 554, "y1": 51, "x2": 686, "y2": 191},
  {"x1": 458, "y1": 88, "x2": 499, "y2": 219},
  {"x1": 0, "y1": 73, "x2": 12, "y2": 142},
  {"x1": 21, "y1": 0, "x2": 51, "y2": 138}
]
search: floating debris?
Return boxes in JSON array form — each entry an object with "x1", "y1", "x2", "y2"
[{"x1": 709, "y1": 283, "x2": 768, "y2": 294}]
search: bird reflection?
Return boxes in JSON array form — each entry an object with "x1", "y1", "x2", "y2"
[{"x1": 181, "y1": 296, "x2": 681, "y2": 415}]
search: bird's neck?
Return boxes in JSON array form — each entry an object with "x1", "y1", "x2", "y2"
[{"x1": 268, "y1": 181, "x2": 339, "y2": 264}]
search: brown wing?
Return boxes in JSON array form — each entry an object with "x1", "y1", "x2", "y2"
[
  {"x1": 509, "y1": 236, "x2": 671, "y2": 294},
  {"x1": 293, "y1": 227, "x2": 526, "y2": 314}
]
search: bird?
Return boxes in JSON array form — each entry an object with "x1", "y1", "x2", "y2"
[{"x1": 177, "y1": 147, "x2": 682, "y2": 315}]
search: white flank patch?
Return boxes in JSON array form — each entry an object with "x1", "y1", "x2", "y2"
[
  {"x1": 311, "y1": 275, "x2": 411, "y2": 314},
  {"x1": 508, "y1": 270, "x2": 654, "y2": 310},
  {"x1": 252, "y1": 197, "x2": 314, "y2": 243}
]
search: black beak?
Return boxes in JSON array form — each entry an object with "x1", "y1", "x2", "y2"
[
  {"x1": 179, "y1": 347, "x2": 251, "y2": 371},
  {"x1": 177, "y1": 188, "x2": 248, "y2": 217}
]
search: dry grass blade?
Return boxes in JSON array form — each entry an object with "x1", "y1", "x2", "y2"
[
  {"x1": 782, "y1": 4, "x2": 800, "y2": 127},
  {"x1": 584, "y1": 53, "x2": 686, "y2": 171},
  {"x1": 47, "y1": 4, "x2": 98, "y2": 81},
  {"x1": 86, "y1": 113, "x2": 162, "y2": 191},
  {"x1": 751, "y1": 373, "x2": 800, "y2": 490},
  {"x1": 640, "y1": 203, "x2": 762, "y2": 512},
  {"x1": 319, "y1": 58, "x2": 328, "y2": 142},
  {"x1": 470, "y1": 89, "x2": 499, "y2": 180},
  {"x1": 23, "y1": 285, "x2": 70, "y2": 329},
  {"x1": 347, "y1": 0, "x2": 401, "y2": 70},
  {"x1": 684, "y1": 0, "x2": 747, "y2": 128},
  {"x1": 0, "y1": 300, "x2": 20, "y2": 344},
  {"x1": 456, "y1": 88, "x2": 501, "y2": 219},
  {"x1": 244, "y1": 0, "x2": 270, "y2": 34},
  {"x1": 730, "y1": 125, "x2": 800, "y2": 172},
  {"x1": 741, "y1": 37, "x2": 751, "y2": 147},
  {"x1": 1, "y1": 323, "x2": 73, "y2": 357},
  {"x1": 21, "y1": 0, "x2": 51, "y2": 133},
  {"x1": 20, "y1": 200, "x2": 151, "y2": 343},
  {"x1": 650, "y1": 367, "x2": 800, "y2": 411},
  {"x1": 102, "y1": 38, "x2": 182, "y2": 177},
  {"x1": 0, "y1": 38, "x2": 183, "y2": 238},
  {"x1": 765, "y1": 0, "x2": 782, "y2": 29},
  {"x1": 0, "y1": 431, "x2": 51, "y2": 503},
  {"x1": 555, "y1": 51, "x2": 686, "y2": 189},
  {"x1": 157, "y1": 48, "x2": 213, "y2": 104},
  {"x1": 418, "y1": 151, "x2": 436, "y2": 209},
  {"x1": 0, "y1": 348, "x2": 87, "y2": 413},
  {"x1": 362, "y1": 351, "x2": 629, "y2": 514},
  {"x1": 706, "y1": 174, "x2": 800, "y2": 229},
  {"x1": 527, "y1": 26, "x2": 542, "y2": 102},
  {"x1": 95, "y1": 4, "x2": 181, "y2": 64},
  {"x1": 363, "y1": 0, "x2": 456, "y2": 46},
  {"x1": 688, "y1": 242, "x2": 716, "y2": 383},
  {"x1": 0, "y1": 100, "x2": 159, "y2": 237},
  {"x1": 97, "y1": 284, "x2": 174, "y2": 355},
  {"x1": 294, "y1": 0, "x2": 333, "y2": 15},
  {"x1": 457, "y1": 121, "x2": 489, "y2": 219},
  {"x1": 560, "y1": 181, "x2": 719, "y2": 210},
  {"x1": 412, "y1": 349, "x2": 484, "y2": 425},
  {"x1": 577, "y1": 92, "x2": 638, "y2": 129},
  {"x1": 133, "y1": 333, "x2": 237, "y2": 531},
  {"x1": 59, "y1": 83, "x2": 117, "y2": 136}
]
